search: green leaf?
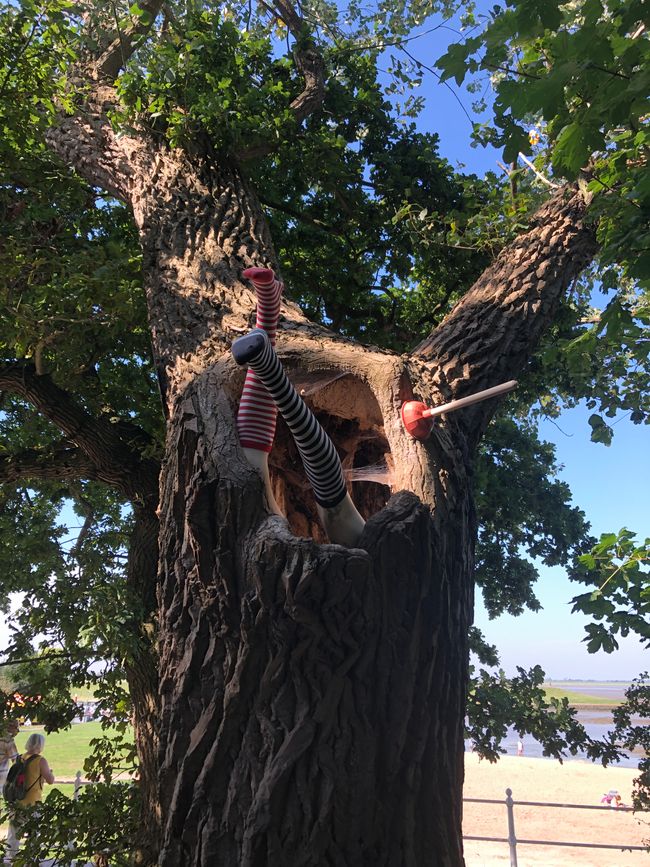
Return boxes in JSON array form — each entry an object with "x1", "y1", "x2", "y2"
[
  {"x1": 437, "y1": 40, "x2": 477, "y2": 86},
  {"x1": 593, "y1": 533, "x2": 618, "y2": 553},
  {"x1": 552, "y1": 123, "x2": 589, "y2": 178},
  {"x1": 587, "y1": 414, "x2": 613, "y2": 445}
]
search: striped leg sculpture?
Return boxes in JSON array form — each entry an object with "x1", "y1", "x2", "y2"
[
  {"x1": 232, "y1": 329, "x2": 365, "y2": 546},
  {"x1": 235, "y1": 268, "x2": 284, "y2": 516},
  {"x1": 237, "y1": 268, "x2": 283, "y2": 453},
  {"x1": 233, "y1": 329, "x2": 347, "y2": 508}
]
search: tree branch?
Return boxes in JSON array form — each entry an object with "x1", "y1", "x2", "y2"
[
  {"x1": 518, "y1": 152, "x2": 561, "y2": 190},
  {"x1": 587, "y1": 63, "x2": 630, "y2": 81},
  {"x1": 0, "y1": 651, "x2": 70, "y2": 668},
  {"x1": 412, "y1": 185, "x2": 599, "y2": 438},
  {"x1": 45, "y1": 87, "x2": 151, "y2": 202},
  {"x1": 0, "y1": 444, "x2": 98, "y2": 485},
  {"x1": 484, "y1": 62, "x2": 541, "y2": 80},
  {"x1": 68, "y1": 484, "x2": 96, "y2": 557},
  {"x1": 43, "y1": 0, "x2": 163, "y2": 200},
  {"x1": 288, "y1": 44, "x2": 326, "y2": 125},
  {"x1": 0, "y1": 362, "x2": 160, "y2": 505},
  {"x1": 95, "y1": 0, "x2": 167, "y2": 81},
  {"x1": 259, "y1": 194, "x2": 345, "y2": 236},
  {"x1": 241, "y1": 0, "x2": 325, "y2": 159}
]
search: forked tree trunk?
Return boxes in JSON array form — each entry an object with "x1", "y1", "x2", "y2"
[
  {"x1": 47, "y1": 98, "x2": 598, "y2": 863},
  {"x1": 154, "y1": 337, "x2": 476, "y2": 866},
  {"x1": 123, "y1": 148, "x2": 473, "y2": 865},
  {"x1": 142, "y1": 158, "x2": 597, "y2": 864}
]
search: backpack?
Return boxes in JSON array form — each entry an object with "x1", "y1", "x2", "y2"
[{"x1": 2, "y1": 754, "x2": 39, "y2": 804}]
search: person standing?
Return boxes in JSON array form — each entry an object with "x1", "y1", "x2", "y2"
[
  {"x1": 0, "y1": 722, "x2": 19, "y2": 793},
  {"x1": 4, "y1": 733, "x2": 55, "y2": 862},
  {"x1": 517, "y1": 737, "x2": 524, "y2": 756}
]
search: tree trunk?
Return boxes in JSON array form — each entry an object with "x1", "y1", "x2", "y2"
[
  {"x1": 158, "y1": 483, "x2": 473, "y2": 865},
  {"x1": 154, "y1": 356, "x2": 474, "y2": 866},
  {"x1": 125, "y1": 506, "x2": 162, "y2": 865},
  {"x1": 147, "y1": 168, "x2": 597, "y2": 864}
]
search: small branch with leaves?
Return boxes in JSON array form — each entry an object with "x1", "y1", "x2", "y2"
[
  {"x1": 95, "y1": 0, "x2": 167, "y2": 81},
  {"x1": 241, "y1": 0, "x2": 325, "y2": 159}
]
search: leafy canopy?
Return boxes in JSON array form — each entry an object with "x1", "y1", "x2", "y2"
[
  {"x1": 436, "y1": 0, "x2": 649, "y2": 439},
  {"x1": 0, "y1": 0, "x2": 648, "y2": 853}
]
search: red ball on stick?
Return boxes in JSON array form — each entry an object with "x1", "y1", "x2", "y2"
[
  {"x1": 400, "y1": 401, "x2": 435, "y2": 440},
  {"x1": 401, "y1": 380, "x2": 518, "y2": 441}
]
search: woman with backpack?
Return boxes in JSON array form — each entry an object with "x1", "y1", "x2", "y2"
[{"x1": 4, "y1": 733, "x2": 55, "y2": 862}]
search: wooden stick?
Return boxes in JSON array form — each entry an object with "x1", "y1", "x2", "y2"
[{"x1": 422, "y1": 380, "x2": 518, "y2": 418}]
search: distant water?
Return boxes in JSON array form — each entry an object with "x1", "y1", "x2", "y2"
[{"x1": 467, "y1": 684, "x2": 648, "y2": 769}]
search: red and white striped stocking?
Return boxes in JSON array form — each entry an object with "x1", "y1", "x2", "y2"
[{"x1": 236, "y1": 267, "x2": 283, "y2": 453}]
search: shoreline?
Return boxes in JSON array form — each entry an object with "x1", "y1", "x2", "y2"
[{"x1": 466, "y1": 748, "x2": 645, "y2": 768}]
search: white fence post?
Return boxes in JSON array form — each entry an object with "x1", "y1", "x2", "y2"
[
  {"x1": 505, "y1": 787, "x2": 518, "y2": 867},
  {"x1": 65, "y1": 772, "x2": 84, "y2": 865}
]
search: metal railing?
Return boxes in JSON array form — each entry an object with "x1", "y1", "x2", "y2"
[
  {"x1": 464, "y1": 788, "x2": 649, "y2": 866},
  {"x1": 46, "y1": 778, "x2": 650, "y2": 866}
]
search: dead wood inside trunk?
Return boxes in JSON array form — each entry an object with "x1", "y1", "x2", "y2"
[{"x1": 269, "y1": 371, "x2": 392, "y2": 539}]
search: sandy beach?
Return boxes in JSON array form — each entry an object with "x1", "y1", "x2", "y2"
[{"x1": 463, "y1": 753, "x2": 648, "y2": 866}]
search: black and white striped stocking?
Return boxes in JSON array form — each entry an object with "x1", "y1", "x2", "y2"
[{"x1": 232, "y1": 329, "x2": 347, "y2": 509}]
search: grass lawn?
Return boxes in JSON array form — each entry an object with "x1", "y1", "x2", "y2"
[
  {"x1": 1, "y1": 722, "x2": 131, "y2": 835},
  {"x1": 13, "y1": 721, "x2": 133, "y2": 780},
  {"x1": 68, "y1": 685, "x2": 100, "y2": 701},
  {"x1": 543, "y1": 686, "x2": 621, "y2": 707}
]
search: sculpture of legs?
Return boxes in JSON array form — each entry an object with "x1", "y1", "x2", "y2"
[
  {"x1": 236, "y1": 267, "x2": 283, "y2": 515},
  {"x1": 232, "y1": 328, "x2": 365, "y2": 547}
]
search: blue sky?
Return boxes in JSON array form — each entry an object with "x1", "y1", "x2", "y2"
[
  {"x1": 404, "y1": 16, "x2": 649, "y2": 679},
  {"x1": 475, "y1": 409, "x2": 649, "y2": 679}
]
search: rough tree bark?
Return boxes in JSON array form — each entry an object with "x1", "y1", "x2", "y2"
[
  {"x1": 148, "y1": 181, "x2": 597, "y2": 867},
  {"x1": 37, "y1": 8, "x2": 601, "y2": 864}
]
